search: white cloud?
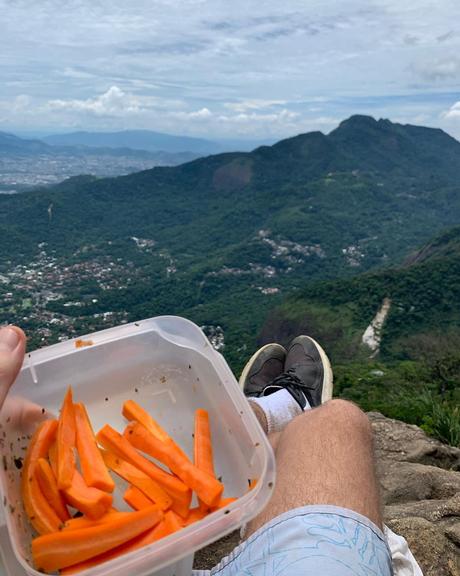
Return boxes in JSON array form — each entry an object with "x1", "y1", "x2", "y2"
[
  {"x1": 12, "y1": 94, "x2": 31, "y2": 111},
  {"x1": 47, "y1": 86, "x2": 144, "y2": 116},
  {"x1": 416, "y1": 57, "x2": 460, "y2": 81},
  {"x1": 224, "y1": 99, "x2": 288, "y2": 113},
  {"x1": 2, "y1": 1, "x2": 460, "y2": 138},
  {"x1": 442, "y1": 101, "x2": 460, "y2": 119},
  {"x1": 218, "y1": 109, "x2": 299, "y2": 124},
  {"x1": 173, "y1": 107, "x2": 213, "y2": 119}
]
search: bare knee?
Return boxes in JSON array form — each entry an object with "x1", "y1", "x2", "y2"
[
  {"x1": 323, "y1": 399, "x2": 371, "y2": 431},
  {"x1": 289, "y1": 399, "x2": 373, "y2": 441}
]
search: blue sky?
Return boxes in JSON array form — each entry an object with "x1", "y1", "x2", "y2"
[{"x1": 1, "y1": 0, "x2": 460, "y2": 140}]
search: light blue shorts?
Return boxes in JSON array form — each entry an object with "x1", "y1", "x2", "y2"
[{"x1": 195, "y1": 505, "x2": 393, "y2": 576}]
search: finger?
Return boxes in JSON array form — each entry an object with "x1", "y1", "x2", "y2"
[
  {"x1": 0, "y1": 326, "x2": 26, "y2": 411},
  {"x1": 2, "y1": 396, "x2": 52, "y2": 433}
]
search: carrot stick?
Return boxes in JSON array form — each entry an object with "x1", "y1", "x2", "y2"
[
  {"x1": 62, "y1": 510, "x2": 128, "y2": 531},
  {"x1": 163, "y1": 509, "x2": 183, "y2": 533},
  {"x1": 212, "y1": 497, "x2": 237, "y2": 510},
  {"x1": 126, "y1": 422, "x2": 224, "y2": 508},
  {"x1": 194, "y1": 409, "x2": 216, "y2": 510},
  {"x1": 32, "y1": 506, "x2": 163, "y2": 572},
  {"x1": 35, "y1": 458, "x2": 70, "y2": 523},
  {"x1": 74, "y1": 403, "x2": 115, "y2": 493},
  {"x1": 63, "y1": 469, "x2": 112, "y2": 520},
  {"x1": 122, "y1": 400, "x2": 189, "y2": 461},
  {"x1": 183, "y1": 506, "x2": 207, "y2": 526},
  {"x1": 60, "y1": 512, "x2": 168, "y2": 574},
  {"x1": 102, "y1": 450, "x2": 172, "y2": 511},
  {"x1": 194, "y1": 409, "x2": 215, "y2": 476},
  {"x1": 21, "y1": 419, "x2": 62, "y2": 535},
  {"x1": 96, "y1": 425, "x2": 191, "y2": 517},
  {"x1": 122, "y1": 400, "x2": 169, "y2": 442},
  {"x1": 143, "y1": 518, "x2": 172, "y2": 541},
  {"x1": 123, "y1": 485, "x2": 155, "y2": 511},
  {"x1": 56, "y1": 388, "x2": 76, "y2": 490},
  {"x1": 48, "y1": 440, "x2": 57, "y2": 477},
  {"x1": 66, "y1": 509, "x2": 177, "y2": 573}
]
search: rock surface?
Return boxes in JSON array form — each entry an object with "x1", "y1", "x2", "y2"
[
  {"x1": 370, "y1": 412, "x2": 460, "y2": 576},
  {"x1": 194, "y1": 412, "x2": 460, "y2": 574}
]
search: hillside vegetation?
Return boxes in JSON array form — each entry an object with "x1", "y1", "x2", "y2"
[
  {"x1": 262, "y1": 227, "x2": 460, "y2": 445},
  {"x1": 1, "y1": 115, "x2": 460, "y2": 434}
]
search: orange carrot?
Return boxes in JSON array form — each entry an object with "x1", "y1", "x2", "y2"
[
  {"x1": 102, "y1": 450, "x2": 171, "y2": 511},
  {"x1": 62, "y1": 510, "x2": 128, "y2": 531},
  {"x1": 35, "y1": 458, "x2": 70, "y2": 523},
  {"x1": 56, "y1": 388, "x2": 76, "y2": 490},
  {"x1": 74, "y1": 403, "x2": 115, "y2": 493},
  {"x1": 122, "y1": 399, "x2": 189, "y2": 461},
  {"x1": 194, "y1": 409, "x2": 216, "y2": 510},
  {"x1": 60, "y1": 511, "x2": 167, "y2": 574},
  {"x1": 122, "y1": 400, "x2": 169, "y2": 442},
  {"x1": 184, "y1": 506, "x2": 207, "y2": 526},
  {"x1": 21, "y1": 419, "x2": 62, "y2": 535},
  {"x1": 143, "y1": 518, "x2": 172, "y2": 541},
  {"x1": 63, "y1": 469, "x2": 112, "y2": 520},
  {"x1": 48, "y1": 440, "x2": 58, "y2": 477},
  {"x1": 74, "y1": 339, "x2": 93, "y2": 348},
  {"x1": 212, "y1": 497, "x2": 237, "y2": 510},
  {"x1": 96, "y1": 425, "x2": 191, "y2": 517},
  {"x1": 123, "y1": 485, "x2": 155, "y2": 511},
  {"x1": 126, "y1": 422, "x2": 224, "y2": 508},
  {"x1": 248, "y1": 478, "x2": 258, "y2": 490},
  {"x1": 32, "y1": 506, "x2": 163, "y2": 572},
  {"x1": 163, "y1": 509, "x2": 183, "y2": 533}
]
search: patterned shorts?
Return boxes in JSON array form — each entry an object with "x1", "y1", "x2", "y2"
[{"x1": 194, "y1": 505, "x2": 393, "y2": 576}]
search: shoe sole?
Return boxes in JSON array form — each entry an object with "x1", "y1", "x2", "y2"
[
  {"x1": 302, "y1": 335, "x2": 334, "y2": 403},
  {"x1": 238, "y1": 342, "x2": 286, "y2": 392}
]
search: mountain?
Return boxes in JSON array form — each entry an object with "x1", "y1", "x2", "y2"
[
  {"x1": 260, "y1": 226, "x2": 460, "y2": 362},
  {"x1": 42, "y1": 130, "x2": 269, "y2": 155},
  {"x1": 42, "y1": 130, "x2": 222, "y2": 155},
  {"x1": 0, "y1": 130, "x2": 199, "y2": 162},
  {"x1": 2, "y1": 115, "x2": 460, "y2": 370},
  {"x1": 0, "y1": 131, "x2": 51, "y2": 155},
  {"x1": 259, "y1": 225, "x2": 460, "y2": 448},
  {"x1": 0, "y1": 130, "x2": 200, "y2": 190},
  {"x1": 328, "y1": 115, "x2": 460, "y2": 179}
]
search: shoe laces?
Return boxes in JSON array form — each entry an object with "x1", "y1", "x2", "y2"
[{"x1": 261, "y1": 369, "x2": 303, "y2": 396}]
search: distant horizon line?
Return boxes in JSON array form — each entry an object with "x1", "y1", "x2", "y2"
[
  {"x1": 2, "y1": 113, "x2": 456, "y2": 145},
  {"x1": 1, "y1": 127, "x2": 276, "y2": 144}
]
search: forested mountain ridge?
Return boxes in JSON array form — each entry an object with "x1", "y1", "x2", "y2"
[
  {"x1": 261, "y1": 226, "x2": 460, "y2": 362},
  {"x1": 1, "y1": 115, "x2": 460, "y2": 372},
  {"x1": 259, "y1": 226, "x2": 460, "y2": 445},
  {"x1": 0, "y1": 130, "x2": 199, "y2": 162}
]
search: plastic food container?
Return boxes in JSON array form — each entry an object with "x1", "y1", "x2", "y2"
[{"x1": 0, "y1": 316, "x2": 276, "y2": 576}]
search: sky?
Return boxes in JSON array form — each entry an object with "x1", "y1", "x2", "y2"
[{"x1": 1, "y1": 0, "x2": 460, "y2": 140}]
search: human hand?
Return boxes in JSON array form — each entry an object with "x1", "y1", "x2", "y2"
[{"x1": 0, "y1": 326, "x2": 51, "y2": 433}]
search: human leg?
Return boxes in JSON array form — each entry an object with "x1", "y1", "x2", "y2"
[
  {"x1": 207, "y1": 401, "x2": 391, "y2": 576},
  {"x1": 247, "y1": 399, "x2": 383, "y2": 536}
]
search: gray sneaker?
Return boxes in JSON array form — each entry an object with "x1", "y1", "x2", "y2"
[
  {"x1": 262, "y1": 336, "x2": 333, "y2": 409},
  {"x1": 239, "y1": 343, "x2": 286, "y2": 397}
]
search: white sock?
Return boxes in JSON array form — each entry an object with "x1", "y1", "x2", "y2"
[{"x1": 249, "y1": 389, "x2": 310, "y2": 434}]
